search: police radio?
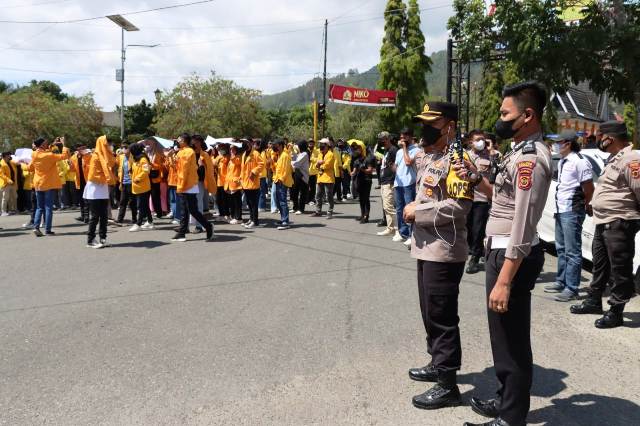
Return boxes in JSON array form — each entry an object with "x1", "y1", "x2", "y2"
[
  {"x1": 489, "y1": 156, "x2": 500, "y2": 184},
  {"x1": 448, "y1": 138, "x2": 464, "y2": 165}
]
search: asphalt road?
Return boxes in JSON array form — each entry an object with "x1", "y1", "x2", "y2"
[{"x1": 0, "y1": 195, "x2": 639, "y2": 425}]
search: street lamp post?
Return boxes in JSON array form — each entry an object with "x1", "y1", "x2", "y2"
[{"x1": 107, "y1": 15, "x2": 158, "y2": 143}]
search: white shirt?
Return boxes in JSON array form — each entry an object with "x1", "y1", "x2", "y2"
[
  {"x1": 556, "y1": 151, "x2": 593, "y2": 213},
  {"x1": 83, "y1": 181, "x2": 109, "y2": 200},
  {"x1": 184, "y1": 183, "x2": 199, "y2": 194}
]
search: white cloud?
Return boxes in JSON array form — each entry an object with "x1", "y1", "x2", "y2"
[{"x1": 0, "y1": 0, "x2": 454, "y2": 110}]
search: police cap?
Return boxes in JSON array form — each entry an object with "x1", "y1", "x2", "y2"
[
  {"x1": 599, "y1": 121, "x2": 628, "y2": 138},
  {"x1": 413, "y1": 102, "x2": 458, "y2": 123}
]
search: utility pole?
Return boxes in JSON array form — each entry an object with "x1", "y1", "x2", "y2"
[
  {"x1": 120, "y1": 27, "x2": 125, "y2": 142},
  {"x1": 322, "y1": 19, "x2": 328, "y2": 137}
]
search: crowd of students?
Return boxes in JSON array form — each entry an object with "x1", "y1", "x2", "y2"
[{"x1": 0, "y1": 133, "x2": 388, "y2": 247}]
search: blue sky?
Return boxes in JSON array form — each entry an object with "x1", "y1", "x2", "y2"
[{"x1": 0, "y1": 0, "x2": 455, "y2": 110}]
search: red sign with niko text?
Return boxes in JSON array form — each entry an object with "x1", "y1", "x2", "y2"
[{"x1": 329, "y1": 84, "x2": 396, "y2": 108}]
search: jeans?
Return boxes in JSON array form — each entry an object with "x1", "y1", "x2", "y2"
[
  {"x1": 395, "y1": 184, "x2": 417, "y2": 239},
  {"x1": 136, "y1": 191, "x2": 152, "y2": 226},
  {"x1": 258, "y1": 178, "x2": 268, "y2": 210},
  {"x1": 270, "y1": 182, "x2": 278, "y2": 212},
  {"x1": 168, "y1": 186, "x2": 183, "y2": 220},
  {"x1": 88, "y1": 199, "x2": 108, "y2": 242},
  {"x1": 555, "y1": 211, "x2": 585, "y2": 293},
  {"x1": 34, "y1": 189, "x2": 55, "y2": 232},
  {"x1": 275, "y1": 182, "x2": 289, "y2": 224}
]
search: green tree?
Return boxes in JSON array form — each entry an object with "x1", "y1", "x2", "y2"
[
  {"x1": 26, "y1": 80, "x2": 68, "y2": 101},
  {"x1": 404, "y1": 0, "x2": 432, "y2": 115},
  {"x1": 624, "y1": 103, "x2": 637, "y2": 144},
  {"x1": 327, "y1": 105, "x2": 381, "y2": 145},
  {"x1": 0, "y1": 87, "x2": 102, "y2": 149},
  {"x1": 378, "y1": 0, "x2": 408, "y2": 132},
  {"x1": 154, "y1": 72, "x2": 271, "y2": 138},
  {"x1": 123, "y1": 99, "x2": 156, "y2": 136}
]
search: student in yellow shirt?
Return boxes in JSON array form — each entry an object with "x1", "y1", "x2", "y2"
[
  {"x1": 84, "y1": 135, "x2": 117, "y2": 248},
  {"x1": 311, "y1": 138, "x2": 335, "y2": 219},
  {"x1": 192, "y1": 135, "x2": 216, "y2": 232},
  {"x1": 128, "y1": 142, "x2": 154, "y2": 233},
  {"x1": 256, "y1": 140, "x2": 269, "y2": 212},
  {"x1": 0, "y1": 151, "x2": 18, "y2": 215},
  {"x1": 307, "y1": 138, "x2": 319, "y2": 205},
  {"x1": 171, "y1": 133, "x2": 213, "y2": 242},
  {"x1": 213, "y1": 143, "x2": 230, "y2": 220},
  {"x1": 272, "y1": 139, "x2": 293, "y2": 229},
  {"x1": 225, "y1": 144, "x2": 243, "y2": 224},
  {"x1": 240, "y1": 138, "x2": 265, "y2": 228},
  {"x1": 29, "y1": 137, "x2": 70, "y2": 236},
  {"x1": 114, "y1": 143, "x2": 137, "y2": 225}
]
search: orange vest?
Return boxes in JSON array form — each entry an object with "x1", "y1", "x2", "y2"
[
  {"x1": 199, "y1": 151, "x2": 217, "y2": 194},
  {"x1": 240, "y1": 150, "x2": 265, "y2": 190},
  {"x1": 70, "y1": 152, "x2": 92, "y2": 189},
  {"x1": 215, "y1": 155, "x2": 229, "y2": 188},
  {"x1": 87, "y1": 136, "x2": 116, "y2": 186},
  {"x1": 165, "y1": 154, "x2": 178, "y2": 187},
  {"x1": 150, "y1": 153, "x2": 165, "y2": 184}
]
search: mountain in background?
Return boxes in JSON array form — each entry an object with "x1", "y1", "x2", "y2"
[{"x1": 262, "y1": 49, "x2": 455, "y2": 110}]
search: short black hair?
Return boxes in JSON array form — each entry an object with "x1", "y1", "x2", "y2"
[
  {"x1": 34, "y1": 137, "x2": 46, "y2": 148},
  {"x1": 400, "y1": 127, "x2": 413, "y2": 136},
  {"x1": 192, "y1": 134, "x2": 204, "y2": 144},
  {"x1": 179, "y1": 133, "x2": 191, "y2": 144},
  {"x1": 467, "y1": 129, "x2": 486, "y2": 139},
  {"x1": 2, "y1": 151, "x2": 12, "y2": 157},
  {"x1": 502, "y1": 80, "x2": 547, "y2": 119}
]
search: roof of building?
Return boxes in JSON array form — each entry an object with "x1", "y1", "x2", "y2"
[{"x1": 551, "y1": 82, "x2": 615, "y2": 123}]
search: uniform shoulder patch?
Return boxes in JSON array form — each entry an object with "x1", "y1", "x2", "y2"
[
  {"x1": 521, "y1": 141, "x2": 536, "y2": 154},
  {"x1": 517, "y1": 160, "x2": 535, "y2": 190},
  {"x1": 628, "y1": 160, "x2": 640, "y2": 179}
]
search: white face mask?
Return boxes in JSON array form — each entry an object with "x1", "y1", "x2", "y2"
[{"x1": 472, "y1": 140, "x2": 486, "y2": 151}]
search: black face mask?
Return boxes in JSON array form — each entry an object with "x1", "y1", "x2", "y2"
[
  {"x1": 495, "y1": 114, "x2": 524, "y2": 140},
  {"x1": 597, "y1": 138, "x2": 611, "y2": 152},
  {"x1": 421, "y1": 124, "x2": 442, "y2": 147}
]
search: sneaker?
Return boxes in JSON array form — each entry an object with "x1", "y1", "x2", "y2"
[
  {"x1": 0, "y1": 212, "x2": 9, "y2": 217},
  {"x1": 392, "y1": 232, "x2": 404, "y2": 242},
  {"x1": 205, "y1": 226, "x2": 215, "y2": 241},
  {"x1": 311, "y1": 212, "x2": 322, "y2": 217},
  {"x1": 245, "y1": 222, "x2": 255, "y2": 229},
  {"x1": 171, "y1": 233, "x2": 187, "y2": 242},
  {"x1": 346, "y1": 194, "x2": 353, "y2": 200},
  {"x1": 171, "y1": 219, "x2": 180, "y2": 225},
  {"x1": 192, "y1": 227, "x2": 203, "y2": 234},
  {"x1": 141, "y1": 222, "x2": 154, "y2": 230},
  {"x1": 258, "y1": 208, "x2": 267, "y2": 213},
  {"x1": 270, "y1": 211, "x2": 278, "y2": 215},
  {"x1": 33, "y1": 228, "x2": 43, "y2": 237},
  {"x1": 86, "y1": 239, "x2": 104, "y2": 249},
  {"x1": 22, "y1": 222, "x2": 34, "y2": 229},
  {"x1": 403, "y1": 238, "x2": 412, "y2": 246},
  {"x1": 308, "y1": 201, "x2": 316, "y2": 206},
  {"x1": 229, "y1": 219, "x2": 239, "y2": 225},
  {"x1": 166, "y1": 212, "x2": 173, "y2": 219},
  {"x1": 224, "y1": 215, "x2": 231, "y2": 222},
  {"x1": 45, "y1": 231, "x2": 55, "y2": 236},
  {"x1": 544, "y1": 283, "x2": 564, "y2": 293},
  {"x1": 100, "y1": 238, "x2": 109, "y2": 248},
  {"x1": 294, "y1": 211, "x2": 302, "y2": 215},
  {"x1": 377, "y1": 229, "x2": 394, "y2": 236},
  {"x1": 326, "y1": 211, "x2": 333, "y2": 220},
  {"x1": 277, "y1": 223, "x2": 290, "y2": 230},
  {"x1": 554, "y1": 288, "x2": 578, "y2": 302},
  {"x1": 129, "y1": 224, "x2": 141, "y2": 232}
]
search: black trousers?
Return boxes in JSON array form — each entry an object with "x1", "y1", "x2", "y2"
[
  {"x1": 61, "y1": 181, "x2": 74, "y2": 207},
  {"x1": 79, "y1": 184, "x2": 89, "y2": 221},
  {"x1": 308, "y1": 175, "x2": 317, "y2": 203},
  {"x1": 291, "y1": 175, "x2": 308, "y2": 213},
  {"x1": 589, "y1": 220, "x2": 639, "y2": 310},
  {"x1": 485, "y1": 245, "x2": 545, "y2": 426},
  {"x1": 151, "y1": 181, "x2": 163, "y2": 217},
  {"x1": 244, "y1": 189, "x2": 260, "y2": 225},
  {"x1": 342, "y1": 172, "x2": 351, "y2": 196},
  {"x1": 467, "y1": 202, "x2": 491, "y2": 258},
  {"x1": 227, "y1": 191, "x2": 242, "y2": 220},
  {"x1": 216, "y1": 186, "x2": 229, "y2": 216},
  {"x1": 117, "y1": 184, "x2": 137, "y2": 223},
  {"x1": 357, "y1": 180, "x2": 372, "y2": 218},
  {"x1": 178, "y1": 193, "x2": 210, "y2": 235},
  {"x1": 334, "y1": 177, "x2": 343, "y2": 200},
  {"x1": 87, "y1": 199, "x2": 108, "y2": 242},
  {"x1": 136, "y1": 191, "x2": 152, "y2": 226},
  {"x1": 417, "y1": 260, "x2": 465, "y2": 373}
]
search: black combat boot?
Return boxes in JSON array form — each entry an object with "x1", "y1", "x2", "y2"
[
  {"x1": 466, "y1": 256, "x2": 482, "y2": 274},
  {"x1": 595, "y1": 307, "x2": 624, "y2": 329},
  {"x1": 469, "y1": 396, "x2": 500, "y2": 418},
  {"x1": 412, "y1": 370, "x2": 461, "y2": 410},
  {"x1": 408, "y1": 363, "x2": 438, "y2": 382},
  {"x1": 570, "y1": 296, "x2": 603, "y2": 315},
  {"x1": 463, "y1": 418, "x2": 511, "y2": 426}
]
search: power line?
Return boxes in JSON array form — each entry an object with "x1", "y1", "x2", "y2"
[
  {"x1": 0, "y1": 0, "x2": 217, "y2": 24},
  {"x1": 2, "y1": 0, "x2": 75, "y2": 9}
]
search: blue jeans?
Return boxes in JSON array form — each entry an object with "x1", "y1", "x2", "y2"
[
  {"x1": 270, "y1": 181, "x2": 278, "y2": 212},
  {"x1": 168, "y1": 186, "x2": 183, "y2": 220},
  {"x1": 275, "y1": 182, "x2": 289, "y2": 224},
  {"x1": 555, "y1": 211, "x2": 585, "y2": 293},
  {"x1": 34, "y1": 189, "x2": 55, "y2": 232},
  {"x1": 395, "y1": 185, "x2": 417, "y2": 239},
  {"x1": 258, "y1": 178, "x2": 268, "y2": 210}
]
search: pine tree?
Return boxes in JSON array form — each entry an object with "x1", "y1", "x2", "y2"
[
  {"x1": 404, "y1": 0, "x2": 432, "y2": 126},
  {"x1": 378, "y1": 0, "x2": 408, "y2": 132}
]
